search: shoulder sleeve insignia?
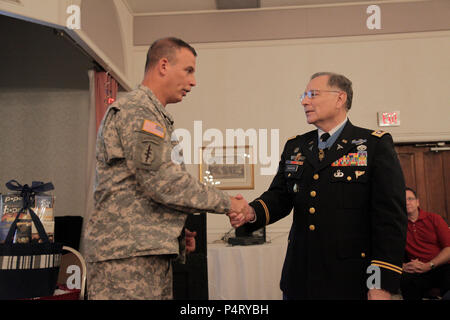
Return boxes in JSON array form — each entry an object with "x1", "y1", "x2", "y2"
[
  {"x1": 142, "y1": 120, "x2": 165, "y2": 138},
  {"x1": 371, "y1": 130, "x2": 388, "y2": 138}
]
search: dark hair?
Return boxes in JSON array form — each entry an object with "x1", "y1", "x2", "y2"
[
  {"x1": 406, "y1": 187, "x2": 417, "y2": 198},
  {"x1": 311, "y1": 72, "x2": 353, "y2": 110},
  {"x1": 144, "y1": 37, "x2": 197, "y2": 72}
]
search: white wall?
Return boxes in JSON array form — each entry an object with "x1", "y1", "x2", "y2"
[
  {"x1": 132, "y1": 31, "x2": 450, "y2": 240},
  {"x1": 0, "y1": 88, "x2": 90, "y2": 217}
]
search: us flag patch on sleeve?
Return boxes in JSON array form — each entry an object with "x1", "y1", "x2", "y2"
[{"x1": 142, "y1": 120, "x2": 165, "y2": 138}]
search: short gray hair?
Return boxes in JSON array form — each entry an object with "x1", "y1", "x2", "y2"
[{"x1": 311, "y1": 72, "x2": 353, "y2": 110}]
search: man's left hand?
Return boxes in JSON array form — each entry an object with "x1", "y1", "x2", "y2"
[
  {"x1": 403, "y1": 259, "x2": 431, "y2": 274},
  {"x1": 185, "y1": 229, "x2": 197, "y2": 254}
]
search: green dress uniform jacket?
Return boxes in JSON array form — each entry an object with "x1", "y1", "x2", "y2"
[
  {"x1": 84, "y1": 85, "x2": 230, "y2": 263},
  {"x1": 246, "y1": 120, "x2": 407, "y2": 299}
]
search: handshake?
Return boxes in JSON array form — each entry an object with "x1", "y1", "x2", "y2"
[{"x1": 227, "y1": 194, "x2": 256, "y2": 228}]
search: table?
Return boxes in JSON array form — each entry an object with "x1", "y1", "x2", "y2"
[{"x1": 207, "y1": 241, "x2": 288, "y2": 300}]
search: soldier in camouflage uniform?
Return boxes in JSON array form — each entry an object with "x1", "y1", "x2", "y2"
[{"x1": 84, "y1": 38, "x2": 250, "y2": 300}]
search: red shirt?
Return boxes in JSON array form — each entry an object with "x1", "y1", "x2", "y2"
[{"x1": 405, "y1": 208, "x2": 450, "y2": 263}]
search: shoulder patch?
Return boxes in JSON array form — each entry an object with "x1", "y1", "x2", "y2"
[
  {"x1": 371, "y1": 130, "x2": 388, "y2": 138},
  {"x1": 142, "y1": 120, "x2": 165, "y2": 138}
]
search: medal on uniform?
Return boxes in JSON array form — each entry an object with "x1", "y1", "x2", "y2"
[
  {"x1": 352, "y1": 139, "x2": 367, "y2": 145},
  {"x1": 357, "y1": 145, "x2": 367, "y2": 151},
  {"x1": 334, "y1": 169, "x2": 344, "y2": 178},
  {"x1": 293, "y1": 184, "x2": 299, "y2": 193},
  {"x1": 355, "y1": 171, "x2": 365, "y2": 179},
  {"x1": 318, "y1": 149, "x2": 325, "y2": 161}
]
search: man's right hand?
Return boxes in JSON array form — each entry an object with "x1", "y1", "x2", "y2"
[{"x1": 227, "y1": 194, "x2": 255, "y2": 228}]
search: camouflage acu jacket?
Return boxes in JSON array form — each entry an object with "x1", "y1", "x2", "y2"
[{"x1": 84, "y1": 85, "x2": 231, "y2": 262}]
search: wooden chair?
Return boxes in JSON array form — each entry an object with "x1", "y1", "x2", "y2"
[{"x1": 56, "y1": 246, "x2": 87, "y2": 299}]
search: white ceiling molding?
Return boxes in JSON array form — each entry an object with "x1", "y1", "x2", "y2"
[
  {"x1": 122, "y1": 0, "x2": 430, "y2": 15},
  {"x1": 0, "y1": 0, "x2": 23, "y2": 6}
]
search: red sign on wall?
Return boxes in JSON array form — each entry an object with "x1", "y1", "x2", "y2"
[{"x1": 378, "y1": 111, "x2": 400, "y2": 127}]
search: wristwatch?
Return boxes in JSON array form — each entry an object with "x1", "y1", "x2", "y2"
[{"x1": 429, "y1": 262, "x2": 435, "y2": 269}]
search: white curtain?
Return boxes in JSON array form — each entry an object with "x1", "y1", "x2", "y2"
[{"x1": 79, "y1": 69, "x2": 97, "y2": 255}]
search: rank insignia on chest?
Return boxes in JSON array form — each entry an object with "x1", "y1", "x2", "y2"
[{"x1": 331, "y1": 152, "x2": 367, "y2": 166}]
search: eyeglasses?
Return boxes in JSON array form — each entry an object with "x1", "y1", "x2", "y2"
[
  {"x1": 300, "y1": 89, "x2": 341, "y2": 102},
  {"x1": 406, "y1": 197, "x2": 417, "y2": 201}
]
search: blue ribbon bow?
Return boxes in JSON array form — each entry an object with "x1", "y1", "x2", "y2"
[{"x1": 5, "y1": 180, "x2": 54, "y2": 209}]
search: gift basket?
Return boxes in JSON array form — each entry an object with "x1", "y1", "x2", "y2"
[{"x1": 0, "y1": 180, "x2": 62, "y2": 300}]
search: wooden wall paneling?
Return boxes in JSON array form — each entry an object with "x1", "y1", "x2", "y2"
[
  {"x1": 443, "y1": 151, "x2": 450, "y2": 222},
  {"x1": 397, "y1": 149, "x2": 416, "y2": 191},
  {"x1": 423, "y1": 151, "x2": 446, "y2": 220}
]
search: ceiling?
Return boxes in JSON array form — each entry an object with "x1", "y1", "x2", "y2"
[{"x1": 122, "y1": 0, "x2": 392, "y2": 15}]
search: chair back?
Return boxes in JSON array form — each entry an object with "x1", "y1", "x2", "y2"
[{"x1": 57, "y1": 246, "x2": 86, "y2": 299}]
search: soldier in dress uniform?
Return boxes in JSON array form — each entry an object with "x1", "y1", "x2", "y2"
[
  {"x1": 84, "y1": 38, "x2": 249, "y2": 300},
  {"x1": 235, "y1": 72, "x2": 407, "y2": 300}
]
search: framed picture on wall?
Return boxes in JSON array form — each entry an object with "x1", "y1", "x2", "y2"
[{"x1": 199, "y1": 145, "x2": 254, "y2": 190}]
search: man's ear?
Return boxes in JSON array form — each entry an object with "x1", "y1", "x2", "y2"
[
  {"x1": 158, "y1": 58, "x2": 170, "y2": 75},
  {"x1": 337, "y1": 91, "x2": 348, "y2": 110}
]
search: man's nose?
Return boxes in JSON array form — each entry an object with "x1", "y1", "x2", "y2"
[{"x1": 301, "y1": 96, "x2": 311, "y2": 107}]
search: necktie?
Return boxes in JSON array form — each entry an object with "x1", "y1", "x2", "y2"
[
  {"x1": 318, "y1": 132, "x2": 330, "y2": 161},
  {"x1": 321, "y1": 132, "x2": 330, "y2": 143}
]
